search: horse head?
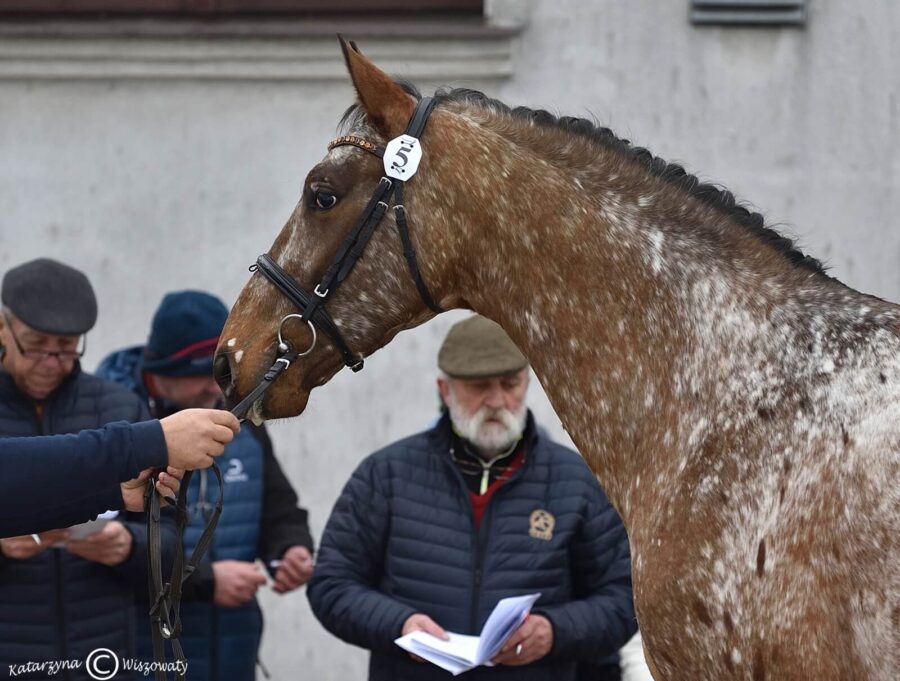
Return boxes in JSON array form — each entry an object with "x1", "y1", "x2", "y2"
[{"x1": 215, "y1": 39, "x2": 474, "y2": 421}]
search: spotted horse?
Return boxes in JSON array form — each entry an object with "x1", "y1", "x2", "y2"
[{"x1": 214, "y1": 38, "x2": 900, "y2": 680}]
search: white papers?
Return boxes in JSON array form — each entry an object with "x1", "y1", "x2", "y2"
[
  {"x1": 394, "y1": 593, "x2": 540, "y2": 676},
  {"x1": 65, "y1": 510, "x2": 119, "y2": 541}
]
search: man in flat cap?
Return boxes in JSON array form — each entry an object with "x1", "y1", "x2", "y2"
[
  {"x1": 0, "y1": 257, "x2": 176, "y2": 680},
  {"x1": 308, "y1": 314, "x2": 636, "y2": 681}
]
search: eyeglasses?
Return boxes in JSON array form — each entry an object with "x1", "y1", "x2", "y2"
[{"x1": 2, "y1": 313, "x2": 86, "y2": 362}]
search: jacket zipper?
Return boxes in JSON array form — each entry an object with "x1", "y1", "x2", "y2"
[
  {"x1": 453, "y1": 449, "x2": 530, "y2": 634},
  {"x1": 443, "y1": 432, "x2": 534, "y2": 635},
  {"x1": 469, "y1": 505, "x2": 494, "y2": 633}
]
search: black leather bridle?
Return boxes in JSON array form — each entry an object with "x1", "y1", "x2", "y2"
[
  {"x1": 144, "y1": 96, "x2": 442, "y2": 681},
  {"x1": 229, "y1": 95, "x2": 443, "y2": 418}
]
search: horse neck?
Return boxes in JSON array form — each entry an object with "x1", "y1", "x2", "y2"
[{"x1": 437, "y1": 122, "x2": 895, "y2": 521}]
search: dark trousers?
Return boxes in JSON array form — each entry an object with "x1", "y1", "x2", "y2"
[{"x1": 577, "y1": 661, "x2": 622, "y2": 681}]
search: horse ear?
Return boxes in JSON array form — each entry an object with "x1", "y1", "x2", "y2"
[{"x1": 338, "y1": 36, "x2": 415, "y2": 139}]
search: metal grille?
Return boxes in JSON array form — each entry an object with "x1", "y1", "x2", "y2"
[{"x1": 691, "y1": 0, "x2": 807, "y2": 26}]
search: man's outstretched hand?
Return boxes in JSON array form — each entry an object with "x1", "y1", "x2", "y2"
[{"x1": 160, "y1": 408, "x2": 240, "y2": 470}]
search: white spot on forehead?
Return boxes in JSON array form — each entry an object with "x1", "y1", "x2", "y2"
[
  {"x1": 326, "y1": 144, "x2": 364, "y2": 165},
  {"x1": 226, "y1": 338, "x2": 236, "y2": 348}
]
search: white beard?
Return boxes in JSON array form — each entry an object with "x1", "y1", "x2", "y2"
[{"x1": 446, "y1": 391, "x2": 528, "y2": 457}]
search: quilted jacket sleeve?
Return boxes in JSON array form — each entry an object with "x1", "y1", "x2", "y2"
[
  {"x1": 306, "y1": 455, "x2": 418, "y2": 653},
  {"x1": 0, "y1": 420, "x2": 167, "y2": 538},
  {"x1": 533, "y1": 482, "x2": 637, "y2": 663}
]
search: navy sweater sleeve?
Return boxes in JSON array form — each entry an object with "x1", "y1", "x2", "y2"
[
  {"x1": 533, "y1": 485, "x2": 638, "y2": 663},
  {"x1": 306, "y1": 456, "x2": 417, "y2": 653},
  {"x1": 0, "y1": 420, "x2": 167, "y2": 537}
]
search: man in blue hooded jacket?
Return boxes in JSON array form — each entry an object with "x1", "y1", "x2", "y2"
[
  {"x1": 98, "y1": 290, "x2": 314, "y2": 681},
  {"x1": 308, "y1": 315, "x2": 636, "y2": 681}
]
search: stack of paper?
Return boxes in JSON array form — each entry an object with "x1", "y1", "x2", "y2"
[{"x1": 394, "y1": 593, "x2": 540, "y2": 676}]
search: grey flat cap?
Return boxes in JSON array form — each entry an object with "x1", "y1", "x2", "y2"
[
  {"x1": 438, "y1": 315, "x2": 528, "y2": 379},
  {"x1": 1, "y1": 258, "x2": 97, "y2": 335}
]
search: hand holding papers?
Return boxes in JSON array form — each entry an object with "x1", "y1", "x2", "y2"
[
  {"x1": 61, "y1": 509, "x2": 119, "y2": 543},
  {"x1": 65, "y1": 510, "x2": 119, "y2": 541},
  {"x1": 395, "y1": 593, "x2": 540, "y2": 676}
]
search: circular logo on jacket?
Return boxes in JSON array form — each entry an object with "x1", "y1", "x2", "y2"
[
  {"x1": 529, "y1": 509, "x2": 555, "y2": 541},
  {"x1": 224, "y1": 458, "x2": 249, "y2": 484}
]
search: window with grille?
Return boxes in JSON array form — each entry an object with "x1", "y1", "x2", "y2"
[{"x1": 691, "y1": 0, "x2": 806, "y2": 26}]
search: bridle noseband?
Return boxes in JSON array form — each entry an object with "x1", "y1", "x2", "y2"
[{"x1": 145, "y1": 97, "x2": 443, "y2": 681}]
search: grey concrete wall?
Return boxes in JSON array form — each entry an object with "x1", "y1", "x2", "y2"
[{"x1": 0, "y1": 1, "x2": 897, "y2": 678}]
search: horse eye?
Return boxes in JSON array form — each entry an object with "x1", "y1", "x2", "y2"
[{"x1": 315, "y1": 191, "x2": 338, "y2": 210}]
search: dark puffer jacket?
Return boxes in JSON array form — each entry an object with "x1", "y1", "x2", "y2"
[
  {"x1": 307, "y1": 413, "x2": 636, "y2": 681},
  {"x1": 0, "y1": 365, "x2": 175, "y2": 681}
]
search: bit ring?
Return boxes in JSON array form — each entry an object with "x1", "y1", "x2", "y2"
[{"x1": 276, "y1": 314, "x2": 317, "y2": 357}]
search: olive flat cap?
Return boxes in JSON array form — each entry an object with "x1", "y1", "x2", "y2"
[
  {"x1": 1, "y1": 258, "x2": 97, "y2": 335},
  {"x1": 438, "y1": 315, "x2": 528, "y2": 378}
]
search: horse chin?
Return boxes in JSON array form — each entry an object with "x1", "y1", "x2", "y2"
[
  {"x1": 246, "y1": 399, "x2": 267, "y2": 427},
  {"x1": 253, "y1": 384, "x2": 310, "y2": 423}
]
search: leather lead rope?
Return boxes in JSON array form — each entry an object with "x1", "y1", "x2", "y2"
[
  {"x1": 145, "y1": 351, "x2": 290, "y2": 681},
  {"x1": 146, "y1": 464, "x2": 223, "y2": 681}
]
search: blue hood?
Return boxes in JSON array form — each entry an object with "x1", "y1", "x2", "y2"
[{"x1": 95, "y1": 345, "x2": 147, "y2": 399}]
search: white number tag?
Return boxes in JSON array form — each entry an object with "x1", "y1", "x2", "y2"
[{"x1": 383, "y1": 134, "x2": 423, "y2": 181}]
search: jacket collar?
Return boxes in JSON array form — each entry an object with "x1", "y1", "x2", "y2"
[{"x1": 0, "y1": 360, "x2": 82, "y2": 409}]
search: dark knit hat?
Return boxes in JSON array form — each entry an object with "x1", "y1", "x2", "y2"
[
  {"x1": 142, "y1": 291, "x2": 228, "y2": 377},
  {"x1": 1, "y1": 258, "x2": 97, "y2": 335},
  {"x1": 438, "y1": 315, "x2": 528, "y2": 379}
]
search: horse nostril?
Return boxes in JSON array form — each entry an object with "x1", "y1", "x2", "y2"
[{"x1": 213, "y1": 353, "x2": 234, "y2": 397}]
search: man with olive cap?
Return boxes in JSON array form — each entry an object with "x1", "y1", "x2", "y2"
[
  {"x1": 308, "y1": 314, "x2": 636, "y2": 681},
  {"x1": 0, "y1": 257, "x2": 177, "y2": 680}
]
